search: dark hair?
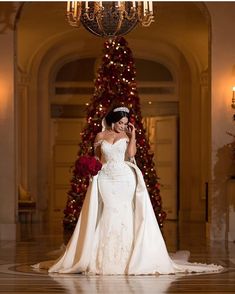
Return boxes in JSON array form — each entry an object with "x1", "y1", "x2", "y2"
[{"x1": 105, "y1": 108, "x2": 129, "y2": 126}]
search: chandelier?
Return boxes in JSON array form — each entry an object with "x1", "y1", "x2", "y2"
[{"x1": 66, "y1": 1, "x2": 154, "y2": 37}]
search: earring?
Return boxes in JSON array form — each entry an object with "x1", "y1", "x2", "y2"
[{"x1": 111, "y1": 123, "x2": 114, "y2": 130}]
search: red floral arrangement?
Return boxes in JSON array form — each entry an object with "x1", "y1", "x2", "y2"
[{"x1": 74, "y1": 155, "x2": 102, "y2": 177}]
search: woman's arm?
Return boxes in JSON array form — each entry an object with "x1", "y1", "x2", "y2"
[
  {"x1": 94, "y1": 132, "x2": 103, "y2": 160},
  {"x1": 126, "y1": 123, "x2": 136, "y2": 158}
]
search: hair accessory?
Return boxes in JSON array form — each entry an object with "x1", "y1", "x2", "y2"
[{"x1": 113, "y1": 107, "x2": 129, "y2": 113}]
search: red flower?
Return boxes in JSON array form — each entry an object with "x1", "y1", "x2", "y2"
[{"x1": 75, "y1": 155, "x2": 102, "y2": 177}]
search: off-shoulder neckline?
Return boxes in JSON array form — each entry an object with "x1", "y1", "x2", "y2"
[{"x1": 95, "y1": 137, "x2": 129, "y2": 146}]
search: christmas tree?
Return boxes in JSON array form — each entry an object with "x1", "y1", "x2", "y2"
[{"x1": 63, "y1": 36, "x2": 166, "y2": 232}]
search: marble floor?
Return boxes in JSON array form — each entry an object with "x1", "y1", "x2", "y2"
[{"x1": 0, "y1": 221, "x2": 234, "y2": 294}]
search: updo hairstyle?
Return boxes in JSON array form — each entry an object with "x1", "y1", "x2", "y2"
[{"x1": 105, "y1": 107, "x2": 130, "y2": 127}]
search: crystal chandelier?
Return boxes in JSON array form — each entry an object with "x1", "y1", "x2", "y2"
[{"x1": 66, "y1": 1, "x2": 154, "y2": 37}]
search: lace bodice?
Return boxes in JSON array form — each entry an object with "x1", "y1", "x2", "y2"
[{"x1": 95, "y1": 138, "x2": 129, "y2": 164}]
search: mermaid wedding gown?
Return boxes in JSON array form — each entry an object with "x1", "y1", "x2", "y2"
[{"x1": 34, "y1": 138, "x2": 223, "y2": 275}]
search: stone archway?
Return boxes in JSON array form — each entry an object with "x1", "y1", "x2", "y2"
[{"x1": 15, "y1": 2, "x2": 211, "y2": 228}]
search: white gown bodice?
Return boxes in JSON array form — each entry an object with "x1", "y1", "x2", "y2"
[
  {"x1": 97, "y1": 138, "x2": 131, "y2": 178},
  {"x1": 100, "y1": 138, "x2": 128, "y2": 163}
]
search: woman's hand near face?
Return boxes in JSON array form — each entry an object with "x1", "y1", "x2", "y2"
[
  {"x1": 126, "y1": 122, "x2": 136, "y2": 158},
  {"x1": 127, "y1": 123, "x2": 136, "y2": 138}
]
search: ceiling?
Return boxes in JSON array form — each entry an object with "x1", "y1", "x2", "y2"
[{"x1": 15, "y1": 2, "x2": 209, "y2": 72}]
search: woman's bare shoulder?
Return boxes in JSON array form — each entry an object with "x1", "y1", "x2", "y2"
[{"x1": 95, "y1": 131, "x2": 106, "y2": 142}]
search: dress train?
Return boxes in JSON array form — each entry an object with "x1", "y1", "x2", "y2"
[{"x1": 33, "y1": 139, "x2": 223, "y2": 275}]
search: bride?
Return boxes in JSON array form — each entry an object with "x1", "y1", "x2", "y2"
[{"x1": 34, "y1": 106, "x2": 223, "y2": 275}]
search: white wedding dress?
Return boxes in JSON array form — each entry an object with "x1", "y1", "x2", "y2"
[{"x1": 34, "y1": 138, "x2": 223, "y2": 275}]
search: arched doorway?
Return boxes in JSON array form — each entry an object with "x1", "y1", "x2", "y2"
[
  {"x1": 15, "y1": 2, "x2": 211, "y2": 230},
  {"x1": 50, "y1": 56, "x2": 179, "y2": 223}
]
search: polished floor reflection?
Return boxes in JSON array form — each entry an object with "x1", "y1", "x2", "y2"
[{"x1": 0, "y1": 221, "x2": 234, "y2": 293}]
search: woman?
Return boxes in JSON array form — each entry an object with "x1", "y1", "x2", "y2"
[{"x1": 34, "y1": 106, "x2": 223, "y2": 275}]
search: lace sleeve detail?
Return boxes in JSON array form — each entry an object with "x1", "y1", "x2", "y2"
[{"x1": 94, "y1": 140, "x2": 103, "y2": 149}]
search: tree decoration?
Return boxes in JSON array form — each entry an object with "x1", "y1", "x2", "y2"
[{"x1": 63, "y1": 36, "x2": 166, "y2": 232}]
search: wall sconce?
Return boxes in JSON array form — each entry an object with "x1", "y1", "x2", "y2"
[
  {"x1": 232, "y1": 87, "x2": 235, "y2": 120},
  {"x1": 232, "y1": 86, "x2": 235, "y2": 109}
]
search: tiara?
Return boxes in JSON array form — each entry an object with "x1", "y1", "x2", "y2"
[{"x1": 113, "y1": 107, "x2": 129, "y2": 113}]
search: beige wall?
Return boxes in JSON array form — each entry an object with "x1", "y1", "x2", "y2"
[
  {"x1": 0, "y1": 3, "x2": 19, "y2": 240},
  {"x1": 207, "y1": 2, "x2": 235, "y2": 240}
]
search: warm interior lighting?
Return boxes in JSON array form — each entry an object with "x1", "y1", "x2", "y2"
[
  {"x1": 232, "y1": 86, "x2": 235, "y2": 109},
  {"x1": 66, "y1": 1, "x2": 155, "y2": 37},
  {"x1": 0, "y1": 76, "x2": 9, "y2": 119}
]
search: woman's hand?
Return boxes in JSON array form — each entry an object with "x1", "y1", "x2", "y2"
[
  {"x1": 126, "y1": 122, "x2": 136, "y2": 157},
  {"x1": 127, "y1": 123, "x2": 136, "y2": 138}
]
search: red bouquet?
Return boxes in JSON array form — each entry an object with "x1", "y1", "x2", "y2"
[{"x1": 75, "y1": 155, "x2": 102, "y2": 177}]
